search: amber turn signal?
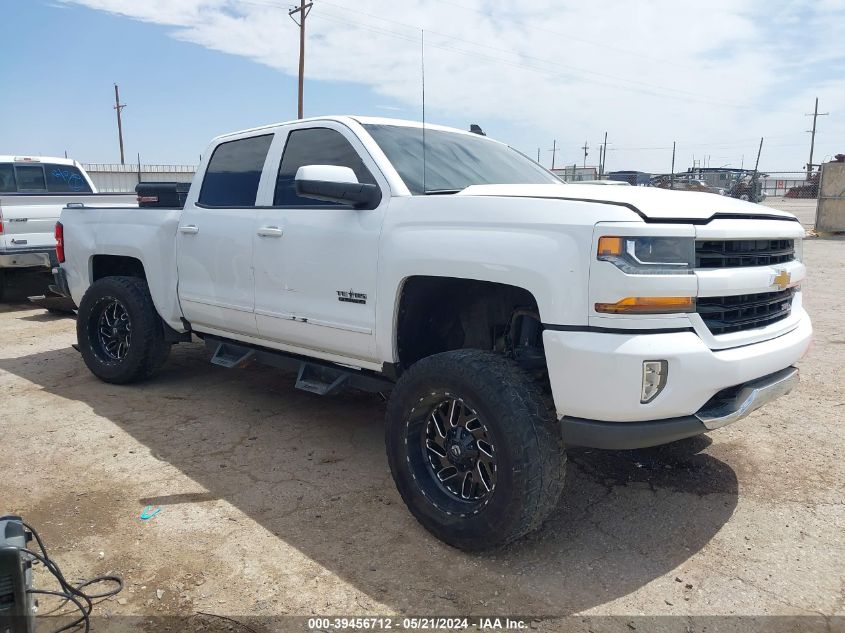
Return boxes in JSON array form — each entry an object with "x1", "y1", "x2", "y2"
[
  {"x1": 597, "y1": 236, "x2": 624, "y2": 257},
  {"x1": 595, "y1": 296, "x2": 695, "y2": 314}
]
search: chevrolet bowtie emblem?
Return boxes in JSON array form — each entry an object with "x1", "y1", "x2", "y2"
[{"x1": 772, "y1": 269, "x2": 791, "y2": 290}]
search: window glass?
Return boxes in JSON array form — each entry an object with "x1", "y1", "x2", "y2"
[
  {"x1": 363, "y1": 124, "x2": 559, "y2": 194},
  {"x1": 198, "y1": 134, "x2": 273, "y2": 207},
  {"x1": 0, "y1": 164, "x2": 16, "y2": 192},
  {"x1": 45, "y1": 164, "x2": 92, "y2": 193},
  {"x1": 15, "y1": 165, "x2": 47, "y2": 191},
  {"x1": 274, "y1": 127, "x2": 376, "y2": 206}
]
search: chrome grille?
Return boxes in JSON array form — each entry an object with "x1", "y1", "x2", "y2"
[
  {"x1": 697, "y1": 288, "x2": 794, "y2": 335},
  {"x1": 696, "y1": 239, "x2": 794, "y2": 269}
]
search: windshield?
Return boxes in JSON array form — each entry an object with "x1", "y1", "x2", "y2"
[{"x1": 363, "y1": 124, "x2": 560, "y2": 194}]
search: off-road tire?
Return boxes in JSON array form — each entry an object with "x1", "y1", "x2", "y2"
[
  {"x1": 77, "y1": 276, "x2": 171, "y2": 384},
  {"x1": 385, "y1": 349, "x2": 566, "y2": 550}
]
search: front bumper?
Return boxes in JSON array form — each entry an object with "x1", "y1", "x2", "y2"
[
  {"x1": 0, "y1": 247, "x2": 55, "y2": 269},
  {"x1": 561, "y1": 366, "x2": 799, "y2": 449},
  {"x1": 544, "y1": 310, "x2": 812, "y2": 447}
]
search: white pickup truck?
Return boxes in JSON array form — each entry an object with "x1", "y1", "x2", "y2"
[
  {"x1": 0, "y1": 156, "x2": 134, "y2": 299},
  {"x1": 55, "y1": 117, "x2": 811, "y2": 549}
]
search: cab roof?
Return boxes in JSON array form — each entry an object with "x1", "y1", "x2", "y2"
[
  {"x1": 0, "y1": 155, "x2": 80, "y2": 166},
  {"x1": 213, "y1": 115, "x2": 488, "y2": 142}
]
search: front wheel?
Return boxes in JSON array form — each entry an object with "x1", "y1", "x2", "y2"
[
  {"x1": 76, "y1": 276, "x2": 171, "y2": 384},
  {"x1": 385, "y1": 350, "x2": 566, "y2": 550}
]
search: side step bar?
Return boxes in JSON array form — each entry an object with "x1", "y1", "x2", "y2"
[
  {"x1": 295, "y1": 363, "x2": 349, "y2": 396},
  {"x1": 210, "y1": 342, "x2": 255, "y2": 368},
  {"x1": 204, "y1": 336, "x2": 393, "y2": 395}
]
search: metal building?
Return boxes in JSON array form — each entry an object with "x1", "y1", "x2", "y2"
[{"x1": 82, "y1": 163, "x2": 196, "y2": 193}]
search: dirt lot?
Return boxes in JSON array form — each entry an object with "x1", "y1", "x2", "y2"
[{"x1": 1, "y1": 204, "x2": 843, "y2": 631}]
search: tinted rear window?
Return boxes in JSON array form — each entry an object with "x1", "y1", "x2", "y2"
[
  {"x1": 199, "y1": 134, "x2": 274, "y2": 207},
  {"x1": 15, "y1": 165, "x2": 47, "y2": 191},
  {"x1": 45, "y1": 164, "x2": 92, "y2": 193},
  {"x1": 0, "y1": 164, "x2": 15, "y2": 192}
]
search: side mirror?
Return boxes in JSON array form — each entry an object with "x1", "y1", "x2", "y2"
[{"x1": 294, "y1": 165, "x2": 381, "y2": 209}]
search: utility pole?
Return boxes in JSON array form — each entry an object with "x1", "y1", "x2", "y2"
[
  {"x1": 581, "y1": 140, "x2": 589, "y2": 168},
  {"x1": 670, "y1": 141, "x2": 676, "y2": 190},
  {"x1": 537, "y1": 147, "x2": 540, "y2": 163},
  {"x1": 113, "y1": 83, "x2": 126, "y2": 165},
  {"x1": 805, "y1": 97, "x2": 828, "y2": 179},
  {"x1": 289, "y1": 0, "x2": 313, "y2": 119},
  {"x1": 599, "y1": 131, "x2": 607, "y2": 177},
  {"x1": 751, "y1": 137, "x2": 764, "y2": 202},
  {"x1": 598, "y1": 145, "x2": 603, "y2": 178},
  {"x1": 548, "y1": 140, "x2": 558, "y2": 170},
  {"x1": 753, "y1": 137, "x2": 763, "y2": 174}
]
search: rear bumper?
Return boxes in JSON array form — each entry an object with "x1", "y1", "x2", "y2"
[
  {"x1": 51, "y1": 265, "x2": 72, "y2": 299},
  {"x1": 0, "y1": 247, "x2": 55, "y2": 269},
  {"x1": 561, "y1": 366, "x2": 799, "y2": 449}
]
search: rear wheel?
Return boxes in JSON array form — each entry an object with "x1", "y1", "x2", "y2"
[
  {"x1": 76, "y1": 276, "x2": 171, "y2": 384},
  {"x1": 386, "y1": 350, "x2": 566, "y2": 550}
]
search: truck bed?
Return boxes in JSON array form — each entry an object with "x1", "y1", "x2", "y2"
[{"x1": 1, "y1": 192, "x2": 137, "y2": 262}]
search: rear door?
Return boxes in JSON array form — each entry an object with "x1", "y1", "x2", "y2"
[
  {"x1": 252, "y1": 123, "x2": 388, "y2": 362},
  {"x1": 176, "y1": 133, "x2": 274, "y2": 337}
]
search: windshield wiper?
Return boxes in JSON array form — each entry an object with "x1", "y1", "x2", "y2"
[{"x1": 423, "y1": 189, "x2": 461, "y2": 195}]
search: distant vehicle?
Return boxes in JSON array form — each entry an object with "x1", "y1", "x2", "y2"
[
  {"x1": 0, "y1": 156, "x2": 135, "y2": 299},
  {"x1": 570, "y1": 179, "x2": 631, "y2": 185},
  {"x1": 56, "y1": 116, "x2": 809, "y2": 550},
  {"x1": 650, "y1": 176, "x2": 725, "y2": 196},
  {"x1": 727, "y1": 175, "x2": 766, "y2": 203},
  {"x1": 785, "y1": 171, "x2": 819, "y2": 199},
  {"x1": 607, "y1": 170, "x2": 652, "y2": 186}
]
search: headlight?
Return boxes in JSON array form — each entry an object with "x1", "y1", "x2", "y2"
[
  {"x1": 597, "y1": 236, "x2": 694, "y2": 275},
  {"x1": 793, "y1": 237, "x2": 803, "y2": 262}
]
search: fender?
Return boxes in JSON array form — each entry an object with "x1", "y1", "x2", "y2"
[
  {"x1": 62, "y1": 206, "x2": 185, "y2": 332},
  {"x1": 374, "y1": 195, "x2": 642, "y2": 362}
]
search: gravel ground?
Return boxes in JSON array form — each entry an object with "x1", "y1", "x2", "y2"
[{"x1": 0, "y1": 200, "x2": 842, "y2": 631}]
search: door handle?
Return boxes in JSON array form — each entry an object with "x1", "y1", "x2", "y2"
[
  {"x1": 179, "y1": 225, "x2": 199, "y2": 235},
  {"x1": 257, "y1": 226, "x2": 284, "y2": 237}
]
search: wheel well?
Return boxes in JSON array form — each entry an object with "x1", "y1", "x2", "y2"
[
  {"x1": 396, "y1": 276, "x2": 545, "y2": 369},
  {"x1": 91, "y1": 255, "x2": 146, "y2": 282}
]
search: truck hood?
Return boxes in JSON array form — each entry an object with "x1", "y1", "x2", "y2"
[{"x1": 457, "y1": 184, "x2": 797, "y2": 222}]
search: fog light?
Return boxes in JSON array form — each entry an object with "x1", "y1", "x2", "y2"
[{"x1": 641, "y1": 360, "x2": 668, "y2": 403}]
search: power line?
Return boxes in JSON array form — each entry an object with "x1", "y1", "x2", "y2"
[
  {"x1": 241, "y1": 0, "x2": 751, "y2": 109},
  {"x1": 309, "y1": 10, "x2": 750, "y2": 109},
  {"x1": 430, "y1": 0, "x2": 691, "y2": 69},
  {"x1": 313, "y1": 0, "x2": 751, "y2": 108}
]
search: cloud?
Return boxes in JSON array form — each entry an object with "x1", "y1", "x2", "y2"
[{"x1": 60, "y1": 0, "x2": 844, "y2": 171}]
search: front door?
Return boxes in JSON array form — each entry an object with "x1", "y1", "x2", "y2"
[
  {"x1": 176, "y1": 133, "x2": 274, "y2": 337},
  {"x1": 252, "y1": 124, "x2": 387, "y2": 363}
]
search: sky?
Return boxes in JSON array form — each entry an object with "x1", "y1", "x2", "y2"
[{"x1": 1, "y1": 0, "x2": 843, "y2": 174}]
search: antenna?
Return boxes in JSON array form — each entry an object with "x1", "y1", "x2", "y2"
[{"x1": 421, "y1": 29, "x2": 427, "y2": 193}]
